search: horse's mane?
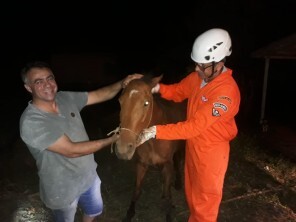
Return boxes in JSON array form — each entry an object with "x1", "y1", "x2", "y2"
[
  {"x1": 125, "y1": 73, "x2": 186, "y2": 124},
  {"x1": 141, "y1": 74, "x2": 154, "y2": 85}
]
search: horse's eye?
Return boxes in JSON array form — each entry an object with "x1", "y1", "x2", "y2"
[{"x1": 144, "y1": 101, "x2": 149, "y2": 106}]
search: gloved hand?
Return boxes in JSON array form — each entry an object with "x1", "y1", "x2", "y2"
[
  {"x1": 136, "y1": 126, "x2": 156, "y2": 147},
  {"x1": 151, "y1": 83, "x2": 160, "y2": 94}
]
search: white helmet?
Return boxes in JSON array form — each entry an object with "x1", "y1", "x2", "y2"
[{"x1": 191, "y1": 28, "x2": 232, "y2": 63}]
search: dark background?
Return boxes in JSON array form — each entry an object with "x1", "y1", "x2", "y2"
[
  {"x1": 0, "y1": 3, "x2": 295, "y2": 221},
  {"x1": 2, "y1": 1, "x2": 295, "y2": 75},
  {"x1": 1, "y1": 0, "x2": 296, "y2": 145}
]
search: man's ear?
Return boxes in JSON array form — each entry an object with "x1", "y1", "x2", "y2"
[
  {"x1": 215, "y1": 61, "x2": 225, "y2": 72},
  {"x1": 24, "y1": 84, "x2": 32, "y2": 93}
]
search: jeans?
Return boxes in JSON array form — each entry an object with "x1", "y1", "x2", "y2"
[{"x1": 52, "y1": 175, "x2": 103, "y2": 222}]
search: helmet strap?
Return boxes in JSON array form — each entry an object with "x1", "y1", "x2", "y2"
[
  {"x1": 205, "y1": 60, "x2": 225, "y2": 82},
  {"x1": 210, "y1": 61, "x2": 215, "y2": 78},
  {"x1": 205, "y1": 61, "x2": 216, "y2": 81}
]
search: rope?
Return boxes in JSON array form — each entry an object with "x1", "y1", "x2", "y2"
[
  {"x1": 120, "y1": 127, "x2": 139, "y2": 136},
  {"x1": 107, "y1": 93, "x2": 154, "y2": 153},
  {"x1": 107, "y1": 127, "x2": 120, "y2": 153},
  {"x1": 107, "y1": 127, "x2": 120, "y2": 136}
]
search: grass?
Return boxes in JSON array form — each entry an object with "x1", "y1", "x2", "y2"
[
  {"x1": 233, "y1": 131, "x2": 296, "y2": 186},
  {"x1": 1, "y1": 128, "x2": 295, "y2": 221}
]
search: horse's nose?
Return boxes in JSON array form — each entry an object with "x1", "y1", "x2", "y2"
[
  {"x1": 114, "y1": 140, "x2": 136, "y2": 160},
  {"x1": 116, "y1": 140, "x2": 133, "y2": 151},
  {"x1": 127, "y1": 142, "x2": 134, "y2": 150}
]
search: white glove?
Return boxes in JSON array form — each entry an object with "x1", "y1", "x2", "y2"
[
  {"x1": 136, "y1": 126, "x2": 156, "y2": 147},
  {"x1": 151, "y1": 83, "x2": 160, "y2": 94}
]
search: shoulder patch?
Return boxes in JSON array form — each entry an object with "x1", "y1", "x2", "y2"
[
  {"x1": 213, "y1": 102, "x2": 228, "y2": 112},
  {"x1": 201, "y1": 95, "x2": 208, "y2": 102},
  {"x1": 218, "y1": 96, "x2": 232, "y2": 104},
  {"x1": 212, "y1": 108, "x2": 221, "y2": 117}
]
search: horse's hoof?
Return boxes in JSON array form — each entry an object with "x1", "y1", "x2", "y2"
[
  {"x1": 122, "y1": 208, "x2": 135, "y2": 222},
  {"x1": 166, "y1": 214, "x2": 172, "y2": 222},
  {"x1": 122, "y1": 216, "x2": 132, "y2": 222}
]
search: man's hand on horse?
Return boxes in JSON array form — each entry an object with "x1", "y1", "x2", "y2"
[
  {"x1": 121, "y1": 73, "x2": 144, "y2": 88},
  {"x1": 136, "y1": 126, "x2": 156, "y2": 147}
]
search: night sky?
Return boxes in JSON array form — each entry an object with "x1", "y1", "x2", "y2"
[
  {"x1": 1, "y1": 0, "x2": 296, "y2": 129},
  {"x1": 2, "y1": 1, "x2": 295, "y2": 64}
]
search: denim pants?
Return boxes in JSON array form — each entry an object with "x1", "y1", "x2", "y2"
[{"x1": 52, "y1": 175, "x2": 102, "y2": 222}]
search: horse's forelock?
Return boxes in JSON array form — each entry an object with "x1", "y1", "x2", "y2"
[{"x1": 141, "y1": 74, "x2": 154, "y2": 84}]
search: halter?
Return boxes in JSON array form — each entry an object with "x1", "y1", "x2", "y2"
[
  {"x1": 119, "y1": 127, "x2": 139, "y2": 137},
  {"x1": 107, "y1": 92, "x2": 153, "y2": 135},
  {"x1": 108, "y1": 92, "x2": 154, "y2": 151},
  {"x1": 120, "y1": 93, "x2": 154, "y2": 138}
]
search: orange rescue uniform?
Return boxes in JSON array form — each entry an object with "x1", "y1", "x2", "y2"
[{"x1": 156, "y1": 68, "x2": 240, "y2": 222}]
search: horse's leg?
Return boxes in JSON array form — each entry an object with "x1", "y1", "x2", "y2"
[
  {"x1": 122, "y1": 162, "x2": 148, "y2": 222},
  {"x1": 161, "y1": 161, "x2": 174, "y2": 222},
  {"x1": 173, "y1": 145, "x2": 185, "y2": 190}
]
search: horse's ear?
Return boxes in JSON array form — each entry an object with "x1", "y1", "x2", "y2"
[{"x1": 151, "y1": 74, "x2": 163, "y2": 87}]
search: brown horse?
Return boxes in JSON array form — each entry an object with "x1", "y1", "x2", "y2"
[{"x1": 114, "y1": 75, "x2": 186, "y2": 222}]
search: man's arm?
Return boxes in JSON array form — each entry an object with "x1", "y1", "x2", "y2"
[
  {"x1": 87, "y1": 74, "x2": 143, "y2": 105},
  {"x1": 47, "y1": 134, "x2": 119, "y2": 158}
]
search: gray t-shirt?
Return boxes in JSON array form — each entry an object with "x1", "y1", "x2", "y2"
[{"x1": 19, "y1": 91, "x2": 97, "y2": 209}]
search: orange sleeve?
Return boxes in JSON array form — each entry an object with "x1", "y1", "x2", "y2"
[
  {"x1": 156, "y1": 80, "x2": 240, "y2": 140},
  {"x1": 159, "y1": 72, "x2": 199, "y2": 102},
  {"x1": 156, "y1": 101, "x2": 219, "y2": 140}
]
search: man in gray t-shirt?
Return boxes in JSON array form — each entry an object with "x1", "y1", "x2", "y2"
[{"x1": 19, "y1": 61, "x2": 142, "y2": 222}]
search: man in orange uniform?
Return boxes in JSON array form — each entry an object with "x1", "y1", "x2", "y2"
[{"x1": 137, "y1": 28, "x2": 241, "y2": 221}]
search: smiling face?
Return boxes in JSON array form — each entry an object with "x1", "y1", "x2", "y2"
[{"x1": 24, "y1": 67, "x2": 58, "y2": 105}]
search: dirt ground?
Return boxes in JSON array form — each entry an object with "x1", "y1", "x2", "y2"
[
  {"x1": 0, "y1": 128, "x2": 295, "y2": 222},
  {"x1": 0, "y1": 103, "x2": 295, "y2": 222}
]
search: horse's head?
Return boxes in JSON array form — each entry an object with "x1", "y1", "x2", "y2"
[{"x1": 115, "y1": 74, "x2": 163, "y2": 160}]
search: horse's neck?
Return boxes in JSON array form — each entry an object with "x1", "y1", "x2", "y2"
[
  {"x1": 150, "y1": 96, "x2": 167, "y2": 126},
  {"x1": 150, "y1": 95, "x2": 186, "y2": 127}
]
